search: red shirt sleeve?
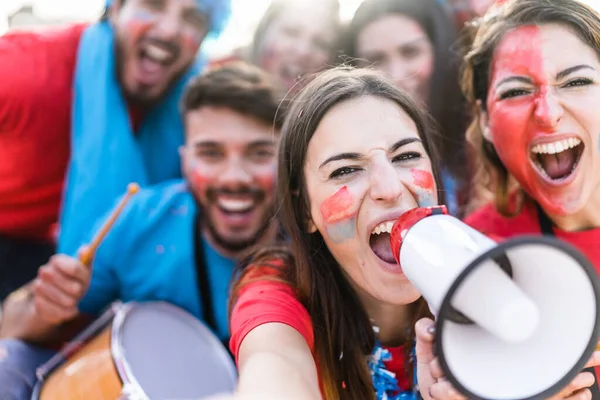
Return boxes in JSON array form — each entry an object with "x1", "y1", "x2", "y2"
[
  {"x1": 0, "y1": 24, "x2": 87, "y2": 240},
  {"x1": 229, "y1": 278, "x2": 314, "y2": 365}
]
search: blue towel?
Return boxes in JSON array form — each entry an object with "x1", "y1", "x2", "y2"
[{"x1": 58, "y1": 1, "x2": 230, "y2": 255}]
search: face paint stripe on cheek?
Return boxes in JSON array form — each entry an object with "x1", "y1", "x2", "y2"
[
  {"x1": 410, "y1": 169, "x2": 434, "y2": 190},
  {"x1": 320, "y1": 186, "x2": 354, "y2": 223},
  {"x1": 121, "y1": 10, "x2": 159, "y2": 41},
  {"x1": 320, "y1": 186, "x2": 356, "y2": 243}
]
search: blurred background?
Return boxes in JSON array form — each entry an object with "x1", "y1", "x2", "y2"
[
  {"x1": 0, "y1": 0, "x2": 366, "y2": 58},
  {"x1": 3, "y1": 0, "x2": 595, "y2": 59}
]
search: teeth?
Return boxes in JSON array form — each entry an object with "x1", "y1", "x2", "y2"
[
  {"x1": 531, "y1": 138, "x2": 581, "y2": 155},
  {"x1": 217, "y1": 198, "x2": 253, "y2": 212},
  {"x1": 145, "y1": 44, "x2": 171, "y2": 62},
  {"x1": 371, "y1": 221, "x2": 394, "y2": 235}
]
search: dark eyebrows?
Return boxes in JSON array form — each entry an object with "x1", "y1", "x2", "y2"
[
  {"x1": 318, "y1": 137, "x2": 422, "y2": 170},
  {"x1": 556, "y1": 64, "x2": 595, "y2": 80},
  {"x1": 193, "y1": 140, "x2": 220, "y2": 149},
  {"x1": 247, "y1": 140, "x2": 276, "y2": 149},
  {"x1": 495, "y1": 76, "x2": 532, "y2": 89},
  {"x1": 495, "y1": 65, "x2": 596, "y2": 89},
  {"x1": 390, "y1": 137, "x2": 422, "y2": 152}
]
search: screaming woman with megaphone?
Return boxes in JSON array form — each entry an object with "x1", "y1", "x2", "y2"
[{"x1": 211, "y1": 54, "x2": 599, "y2": 400}]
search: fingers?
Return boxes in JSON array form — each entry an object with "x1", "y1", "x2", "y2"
[
  {"x1": 584, "y1": 351, "x2": 600, "y2": 369},
  {"x1": 564, "y1": 389, "x2": 592, "y2": 400},
  {"x1": 51, "y1": 254, "x2": 90, "y2": 286},
  {"x1": 429, "y1": 357, "x2": 445, "y2": 381},
  {"x1": 428, "y1": 379, "x2": 467, "y2": 400},
  {"x1": 551, "y1": 372, "x2": 595, "y2": 400},
  {"x1": 38, "y1": 255, "x2": 89, "y2": 297},
  {"x1": 415, "y1": 318, "x2": 436, "y2": 365},
  {"x1": 32, "y1": 290, "x2": 79, "y2": 324},
  {"x1": 32, "y1": 254, "x2": 90, "y2": 325}
]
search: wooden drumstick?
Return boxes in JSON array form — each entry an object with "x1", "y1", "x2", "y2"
[{"x1": 78, "y1": 183, "x2": 140, "y2": 267}]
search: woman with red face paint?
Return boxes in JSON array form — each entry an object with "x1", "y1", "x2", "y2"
[{"x1": 462, "y1": 0, "x2": 600, "y2": 396}]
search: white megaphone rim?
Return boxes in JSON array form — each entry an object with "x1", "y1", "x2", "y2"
[{"x1": 435, "y1": 235, "x2": 600, "y2": 400}]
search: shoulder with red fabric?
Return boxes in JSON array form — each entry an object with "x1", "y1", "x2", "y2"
[
  {"x1": 0, "y1": 24, "x2": 87, "y2": 116},
  {"x1": 229, "y1": 249, "x2": 314, "y2": 364},
  {"x1": 464, "y1": 193, "x2": 541, "y2": 241}
]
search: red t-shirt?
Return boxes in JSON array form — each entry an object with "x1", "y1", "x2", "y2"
[
  {"x1": 229, "y1": 267, "x2": 412, "y2": 393},
  {"x1": 465, "y1": 199, "x2": 600, "y2": 384},
  {"x1": 0, "y1": 24, "x2": 86, "y2": 241},
  {"x1": 465, "y1": 200, "x2": 600, "y2": 269}
]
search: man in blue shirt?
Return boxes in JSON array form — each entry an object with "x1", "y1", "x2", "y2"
[{"x1": 0, "y1": 61, "x2": 287, "y2": 399}]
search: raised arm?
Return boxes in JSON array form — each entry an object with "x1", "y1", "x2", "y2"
[{"x1": 235, "y1": 322, "x2": 321, "y2": 399}]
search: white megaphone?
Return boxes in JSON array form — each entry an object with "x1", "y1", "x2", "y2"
[{"x1": 390, "y1": 206, "x2": 600, "y2": 400}]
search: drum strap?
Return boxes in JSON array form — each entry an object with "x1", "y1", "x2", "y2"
[
  {"x1": 535, "y1": 203, "x2": 600, "y2": 397},
  {"x1": 193, "y1": 213, "x2": 218, "y2": 336}
]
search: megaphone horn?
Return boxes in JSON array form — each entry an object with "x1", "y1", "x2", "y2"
[{"x1": 390, "y1": 206, "x2": 600, "y2": 400}]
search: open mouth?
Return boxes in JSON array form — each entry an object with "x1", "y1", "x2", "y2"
[
  {"x1": 137, "y1": 42, "x2": 177, "y2": 84},
  {"x1": 530, "y1": 138, "x2": 584, "y2": 182},
  {"x1": 216, "y1": 198, "x2": 255, "y2": 215},
  {"x1": 369, "y1": 221, "x2": 396, "y2": 264}
]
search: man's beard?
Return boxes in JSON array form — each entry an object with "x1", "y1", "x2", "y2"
[
  {"x1": 113, "y1": 36, "x2": 190, "y2": 109},
  {"x1": 193, "y1": 187, "x2": 278, "y2": 254}
]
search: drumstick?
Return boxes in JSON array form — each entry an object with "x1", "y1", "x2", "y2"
[{"x1": 78, "y1": 183, "x2": 140, "y2": 267}]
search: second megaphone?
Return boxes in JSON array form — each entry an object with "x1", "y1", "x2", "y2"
[{"x1": 390, "y1": 206, "x2": 600, "y2": 400}]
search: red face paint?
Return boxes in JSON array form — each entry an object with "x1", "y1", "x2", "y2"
[
  {"x1": 189, "y1": 160, "x2": 211, "y2": 190},
  {"x1": 486, "y1": 26, "x2": 573, "y2": 215},
  {"x1": 320, "y1": 186, "x2": 354, "y2": 223},
  {"x1": 411, "y1": 169, "x2": 434, "y2": 190},
  {"x1": 125, "y1": 10, "x2": 156, "y2": 40}
]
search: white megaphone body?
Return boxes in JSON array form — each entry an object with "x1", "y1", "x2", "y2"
[{"x1": 390, "y1": 206, "x2": 600, "y2": 400}]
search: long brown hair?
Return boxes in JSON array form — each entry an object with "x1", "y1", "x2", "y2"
[
  {"x1": 461, "y1": 0, "x2": 600, "y2": 216},
  {"x1": 231, "y1": 67, "x2": 443, "y2": 399}
]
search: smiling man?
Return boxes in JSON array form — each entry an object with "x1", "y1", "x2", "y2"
[
  {"x1": 0, "y1": 0, "x2": 230, "y2": 302},
  {"x1": 0, "y1": 62, "x2": 286, "y2": 399}
]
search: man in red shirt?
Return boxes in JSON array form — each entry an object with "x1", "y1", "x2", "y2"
[{"x1": 0, "y1": 0, "x2": 230, "y2": 301}]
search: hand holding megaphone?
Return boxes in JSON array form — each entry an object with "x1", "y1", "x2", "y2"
[
  {"x1": 415, "y1": 318, "x2": 600, "y2": 400},
  {"x1": 391, "y1": 206, "x2": 600, "y2": 400}
]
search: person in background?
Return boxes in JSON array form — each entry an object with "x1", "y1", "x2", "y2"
[
  {"x1": 0, "y1": 0, "x2": 230, "y2": 301},
  {"x1": 0, "y1": 61, "x2": 286, "y2": 400},
  {"x1": 443, "y1": 0, "x2": 497, "y2": 30},
  {"x1": 463, "y1": 0, "x2": 600, "y2": 394},
  {"x1": 212, "y1": 0, "x2": 341, "y2": 93},
  {"x1": 341, "y1": 0, "x2": 470, "y2": 216}
]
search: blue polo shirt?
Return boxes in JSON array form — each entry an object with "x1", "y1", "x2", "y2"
[{"x1": 77, "y1": 180, "x2": 235, "y2": 341}]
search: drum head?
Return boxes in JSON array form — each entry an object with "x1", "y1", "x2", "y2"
[{"x1": 113, "y1": 302, "x2": 237, "y2": 399}]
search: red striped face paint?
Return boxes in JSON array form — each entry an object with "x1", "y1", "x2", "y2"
[
  {"x1": 485, "y1": 25, "x2": 596, "y2": 215},
  {"x1": 411, "y1": 169, "x2": 436, "y2": 207},
  {"x1": 124, "y1": 10, "x2": 157, "y2": 40},
  {"x1": 189, "y1": 159, "x2": 211, "y2": 190},
  {"x1": 320, "y1": 186, "x2": 357, "y2": 243},
  {"x1": 411, "y1": 169, "x2": 434, "y2": 190}
]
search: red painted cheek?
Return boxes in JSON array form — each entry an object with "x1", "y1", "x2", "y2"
[
  {"x1": 181, "y1": 30, "x2": 202, "y2": 52},
  {"x1": 487, "y1": 26, "x2": 546, "y2": 200},
  {"x1": 320, "y1": 186, "x2": 355, "y2": 224},
  {"x1": 126, "y1": 19, "x2": 153, "y2": 41},
  {"x1": 411, "y1": 169, "x2": 434, "y2": 190},
  {"x1": 254, "y1": 173, "x2": 276, "y2": 193},
  {"x1": 189, "y1": 164, "x2": 211, "y2": 189}
]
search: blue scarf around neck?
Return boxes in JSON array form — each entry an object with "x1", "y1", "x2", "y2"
[{"x1": 57, "y1": 20, "x2": 202, "y2": 255}]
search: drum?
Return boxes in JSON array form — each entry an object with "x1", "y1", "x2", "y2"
[{"x1": 32, "y1": 301, "x2": 237, "y2": 400}]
